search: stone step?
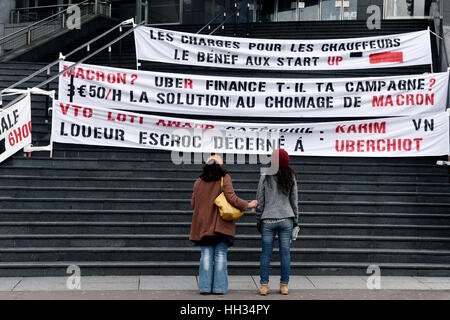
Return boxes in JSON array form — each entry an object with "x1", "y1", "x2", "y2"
[
  {"x1": 46, "y1": 146, "x2": 447, "y2": 164},
  {"x1": 0, "y1": 247, "x2": 449, "y2": 264},
  {"x1": 0, "y1": 261, "x2": 448, "y2": 277},
  {"x1": 0, "y1": 221, "x2": 448, "y2": 237},
  {"x1": 0, "y1": 166, "x2": 447, "y2": 182},
  {"x1": 0, "y1": 234, "x2": 448, "y2": 250},
  {"x1": 0, "y1": 197, "x2": 449, "y2": 213},
  {"x1": 0, "y1": 209, "x2": 448, "y2": 225},
  {"x1": 7, "y1": 157, "x2": 448, "y2": 174},
  {"x1": 1, "y1": 175, "x2": 448, "y2": 192},
  {"x1": 0, "y1": 186, "x2": 448, "y2": 203}
]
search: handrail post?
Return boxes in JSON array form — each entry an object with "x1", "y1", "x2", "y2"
[
  {"x1": 45, "y1": 66, "x2": 51, "y2": 124},
  {"x1": 119, "y1": 25, "x2": 122, "y2": 68},
  {"x1": 234, "y1": 2, "x2": 238, "y2": 36},
  {"x1": 94, "y1": 0, "x2": 98, "y2": 15},
  {"x1": 144, "y1": 1, "x2": 149, "y2": 25},
  {"x1": 246, "y1": 2, "x2": 251, "y2": 35},
  {"x1": 26, "y1": 29, "x2": 31, "y2": 45}
]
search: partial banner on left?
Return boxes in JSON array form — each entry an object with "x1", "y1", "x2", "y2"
[{"x1": 0, "y1": 93, "x2": 32, "y2": 164}]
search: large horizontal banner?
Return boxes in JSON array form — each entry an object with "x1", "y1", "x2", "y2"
[
  {"x1": 134, "y1": 27, "x2": 432, "y2": 70},
  {"x1": 52, "y1": 101, "x2": 449, "y2": 157},
  {"x1": 0, "y1": 94, "x2": 32, "y2": 164},
  {"x1": 58, "y1": 61, "x2": 448, "y2": 117}
]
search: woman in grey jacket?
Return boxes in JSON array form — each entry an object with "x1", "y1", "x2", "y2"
[{"x1": 255, "y1": 148, "x2": 299, "y2": 295}]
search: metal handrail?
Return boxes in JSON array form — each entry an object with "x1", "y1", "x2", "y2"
[
  {"x1": 10, "y1": 1, "x2": 105, "y2": 11},
  {"x1": 0, "y1": 0, "x2": 91, "y2": 44},
  {"x1": 12, "y1": 3, "x2": 85, "y2": 11},
  {"x1": 36, "y1": 20, "x2": 145, "y2": 90},
  {"x1": 1, "y1": 18, "x2": 135, "y2": 96},
  {"x1": 209, "y1": 3, "x2": 243, "y2": 35},
  {"x1": 0, "y1": 19, "x2": 146, "y2": 157},
  {"x1": 1, "y1": 19, "x2": 144, "y2": 111},
  {"x1": 197, "y1": 11, "x2": 226, "y2": 34}
]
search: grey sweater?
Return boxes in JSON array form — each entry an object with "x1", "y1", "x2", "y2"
[{"x1": 255, "y1": 174, "x2": 299, "y2": 224}]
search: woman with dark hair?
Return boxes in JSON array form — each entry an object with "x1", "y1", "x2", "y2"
[
  {"x1": 190, "y1": 155, "x2": 258, "y2": 295},
  {"x1": 255, "y1": 149, "x2": 299, "y2": 296}
]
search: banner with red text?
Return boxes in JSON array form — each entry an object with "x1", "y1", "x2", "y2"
[
  {"x1": 134, "y1": 27, "x2": 432, "y2": 70},
  {"x1": 51, "y1": 100, "x2": 449, "y2": 157},
  {"x1": 58, "y1": 61, "x2": 447, "y2": 117},
  {"x1": 0, "y1": 94, "x2": 32, "y2": 164}
]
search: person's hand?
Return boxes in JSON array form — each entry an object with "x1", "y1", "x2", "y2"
[
  {"x1": 251, "y1": 208, "x2": 256, "y2": 215},
  {"x1": 248, "y1": 200, "x2": 258, "y2": 208}
]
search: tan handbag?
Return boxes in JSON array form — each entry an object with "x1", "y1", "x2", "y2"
[{"x1": 214, "y1": 177, "x2": 245, "y2": 221}]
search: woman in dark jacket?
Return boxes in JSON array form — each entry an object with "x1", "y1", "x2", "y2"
[{"x1": 190, "y1": 155, "x2": 258, "y2": 294}]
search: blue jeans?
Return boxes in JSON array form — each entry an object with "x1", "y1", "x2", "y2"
[
  {"x1": 198, "y1": 242, "x2": 228, "y2": 294},
  {"x1": 260, "y1": 219, "x2": 293, "y2": 285}
]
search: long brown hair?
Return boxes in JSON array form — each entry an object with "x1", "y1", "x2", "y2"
[{"x1": 264, "y1": 166, "x2": 297, "y2": 195}]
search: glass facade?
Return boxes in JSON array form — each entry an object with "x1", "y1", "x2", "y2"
[
  {"x1": 277, "y1": 0, "x2": 297, "y2": 21},
  {"x1": 142, "y1": 0, "x2": 439, "y2": 24},
  {"x1": 258, "y1": 0, "x2": 275, "y2": 22},
  {"x1": 13, "y1": 0, "x2": 87, "y2": 23},
  {"x1": 299, "y1": 0, "x2": 320, "y2": 21},
  {"x1": 148, "y1": 0, "x2": 180, "y2": 24},
  {"x1": 255, "y1": 0, "x2": 358, "y2": 22},
  {"x1": 9, "y1": 0, "x2": 442, "y2": 25},
  {"x1": 320, "y1": 0, "x2": 342, "y2": 21},
  {"x1": 15, "y1": 0, "x2": 86, "y2": 7},
  {"x1": 385, "y1": 0, "x2": 435, "y2": 18}
]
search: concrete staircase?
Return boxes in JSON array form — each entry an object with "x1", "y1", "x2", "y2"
[{"x1": 0, "y1": 19, "x2": 449, "y2": 277}]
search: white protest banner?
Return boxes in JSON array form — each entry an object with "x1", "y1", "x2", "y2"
[
  {"x1": 58, "y1": 61, "x2": 448, "y2": 117},
  {"x1": 0, "y1": 93, "x2": 32, "y2": 164},
  {"x1": 52, "y1": 100, "x2": 449, "y2": 157},
  {"x1": 134, "y1": 27, "x2": 432, "y2": 70}
]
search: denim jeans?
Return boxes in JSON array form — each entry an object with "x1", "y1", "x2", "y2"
[
  {"x1": 260, "y1": 218, "x2": 293, "y2": 285},
  {"x1": 198, "y1": 242, "x2": 228, "y2": 294}
]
